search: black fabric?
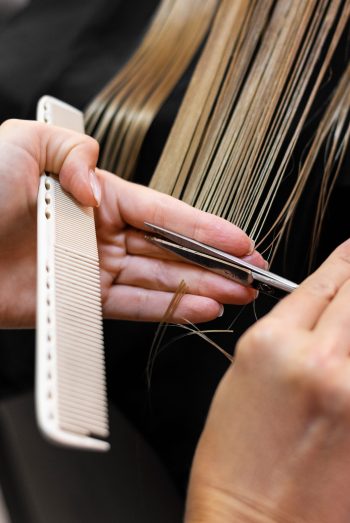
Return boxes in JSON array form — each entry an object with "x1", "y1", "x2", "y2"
[{"x1": 0, "y1": 393, "x2": 182, "y2": 523}]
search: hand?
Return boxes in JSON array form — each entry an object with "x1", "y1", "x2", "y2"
[
  {"x1": 0, "y1": 119, "x2": 265, "y2": 327},
  {"x1": 186, "y1": 241, "x2": 350, "y2": 523}
]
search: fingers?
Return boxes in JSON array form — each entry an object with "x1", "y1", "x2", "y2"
[
  {"x1": 115, "y1": 254, "x2": 258, "y2": 305},
  {"x1": 314, "y1": 278, "x2": 350, "y2": 355},
  {"x1": 39, "y1": 122, "x2": 100, "y2": 207},
  {"x1": 1, "y1": 119, "x2": 100, "y2": 207},
  {"x1": 269, "y1": 240, "x2": 350, "y2": 330},
  {"x1": 98, "y1": 169, "x2": 259, "y2": 259},
  {"x1": 125, "y1": 228, "x2": 267, "y2": 269},
  {"x1": 103, "y1": 285, "x2": 223, "y2": 323}
]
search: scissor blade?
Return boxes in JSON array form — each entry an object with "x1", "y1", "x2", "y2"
[
  {"x1": 146, "y1": 236, "x2": 254, "y2": 287},
  {"x1": 145, "y1": 222, "x2": 260, "y2": 273},
  {"x1": 144, "y1": 222, "x2": 299, "y2": 298}
]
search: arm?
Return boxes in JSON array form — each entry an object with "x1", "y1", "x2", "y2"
[
  {"x1": 0, "y1": 119, "x2": 266, "y2": 327},
  {"x1": 186, "y1": 240, "x2": 350, "y2": 523}
]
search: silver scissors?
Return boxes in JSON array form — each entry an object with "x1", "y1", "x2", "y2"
[{"x1": 144, "y1": 222, "x2": 298, "y2": 299}]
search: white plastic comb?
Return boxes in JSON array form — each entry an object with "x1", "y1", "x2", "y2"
[{"x1": 36, "y1": 96, "x2": 109, "y2": 451}]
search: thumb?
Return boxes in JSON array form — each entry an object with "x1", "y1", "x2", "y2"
[{"x1": 40, "y1": 122, "x2": 101, "y2": 207}]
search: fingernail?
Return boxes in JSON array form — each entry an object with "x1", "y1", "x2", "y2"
[
  {"x1": 264, "y1": 260, "x2": 270, "y2": 270},
  {"x1": 248, "y1": 239, "x2": 255, "y2": 255},
  {"x1": 89, "y1": 169, "x2": 101, "y2": 207},
  {"x1": 218, "y1": 304, "x2": 224, "y2": 317}
]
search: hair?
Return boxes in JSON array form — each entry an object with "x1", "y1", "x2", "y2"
[
  {"x1": 150, "y1": 0, "x2": 349, "y2": 261},
  {"x1": 85, "y1": 0, "x2": 218, "y2": 179},
  {"x1": 86, "y1": 0, "x2": 349, "y2": 267}
]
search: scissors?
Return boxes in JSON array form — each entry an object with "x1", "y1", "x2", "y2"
[{"x1": 144, "y1": 222, "x2": 298, "y2": 299}]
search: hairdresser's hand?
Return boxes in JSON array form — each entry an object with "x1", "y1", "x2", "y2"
[
  {"x1": 0, "y1": 119, "x2": 100, "y2": 327},
  {"x1": 0, "y1": 119, "x2": 265, "y2": 327},
  {"x1": 186, "y1": 240, "x2": 350, "y2": 523},
  {"x1": 94, "y1": 168, "x2": 265, "y2": 322}
]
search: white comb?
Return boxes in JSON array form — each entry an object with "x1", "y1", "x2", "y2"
[{"x1": 36, "y1": 96, "x2": 109, "y2": 451}]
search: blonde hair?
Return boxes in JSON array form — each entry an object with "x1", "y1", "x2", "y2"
[
  {"x1": 150, "y1": 0, "x2": 349, "y2": 261},
  {"x1": 85, "y1": 0, "x2": 218, "y2": 179},
  {"x1": 86, "y1": 0, "x2": 349, "y2": 264}
]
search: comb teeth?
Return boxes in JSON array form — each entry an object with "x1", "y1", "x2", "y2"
[
  {"x1": 37, "y1": 175, "x2": 109, "y2": 446},
  {"x1": 36, "y1": 96, "x2": 109, "y2": 451},
  {"x1": 55, "y1": 183, "x2": 99, "y2": 258}
]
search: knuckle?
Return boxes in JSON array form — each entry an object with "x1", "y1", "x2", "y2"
[
  {"x1": 237, "y1": 313, "x2": 350, "y2": 422},
  {"x1": 191, "y1": 216, "x2": 203, "y2": 242},
  {"x1": 133, "y1": 288, "x2": 148, "y2": 321},
  {"x1": 151, "y1": 198, "x2": 169, "y2": 230},
  {"x1": 152, "y1": 259, "x2": 168, "y2": 290},
  {"x1": 236, "y1": 317, "x2": 283, "y2": 363},
  {"x1": 283, "y1": 352, "x2": 321, "y2": 394},
  {"x1": 282, "y1": 338, "x2": 331, "y2": 389},
  {"x1": 334, "y1": 240, "x2": 350, "y2": 265},
  {"x1": 307, "y1": 359, "x2": 350, "y2": 418},
  {"x1": 0, "y1": 118, "x2": 19, "y2": 132},
  {"x1": 195, "y1": 269, "x2": 209, "y2": 297},
  {"x1": 85, "y1": 135, "x2": 100, "y2": 156},
  {"x1": 1, "y1": 118, "x2": 12, "y2": 128},
  {"x1": 305, "y1": 276, "x2": 337, "y2": 302},
  {"x1": 287, "y1": 350, "x2": 350, "y2": 418}
]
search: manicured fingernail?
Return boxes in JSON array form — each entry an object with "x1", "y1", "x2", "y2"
[
  {"x1": 264, "y1": 260, "x2": 270, "y2": 270},
  {"x1": 89, "y1": 169, "x2": 101, "y2": 207},
  {"x1": 218, "y1": 304, "x2": 224, "y2": 317}
]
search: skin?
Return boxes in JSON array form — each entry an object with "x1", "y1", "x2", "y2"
[
  {"x1": 186, "y1": 240, "x2": 350, "y2": 522},
  {"x1": 0, "y1": 119, "x2": 266, "y2": 327}
]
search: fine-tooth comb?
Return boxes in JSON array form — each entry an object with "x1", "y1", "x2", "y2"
[{"x1": 36, "y1": 96, "x2": 109, "y2": 451}]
